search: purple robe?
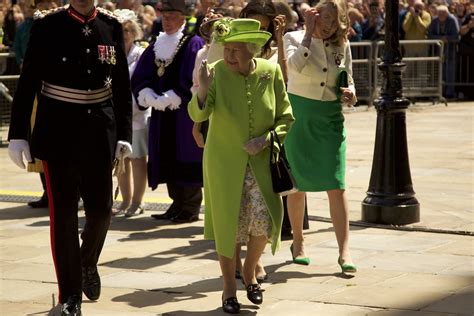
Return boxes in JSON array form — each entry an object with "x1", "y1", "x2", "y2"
[{"x1": 131, "y1": 34, "x2": 204, "y2": 190}]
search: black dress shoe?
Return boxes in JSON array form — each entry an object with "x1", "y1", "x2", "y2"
[
  {"x1": 171, "y1": 213, "x2": 199, "y2": 223},
  {"x1": 246, "y1": 283, "x2": 263, "y2": 305},
  {"x1": 151, "y1": 212, "x2": 174, "y2": 220},
  {"x1": 151, "y1": 208, "x2": 179, "y2": 220},
  {"x1": 82, "y1": 266, "x2": 101, "y2": 301},
  {"x1": 28, "y1": 195, "x2": 48, "y2": 208},
  {"x1": 61, "y1": 295, "x2": 82, "y2": 316},
  {"x1": 222, "y1": 296, "x2": 240, "y2": 314}
]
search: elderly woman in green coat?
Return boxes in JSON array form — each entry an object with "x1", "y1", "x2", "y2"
[{"x1": 188, "y1": 18, "x2": 294, "y2": 314}]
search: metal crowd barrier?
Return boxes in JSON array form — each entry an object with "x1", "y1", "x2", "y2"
[
  {"x1": 0, "y1": 52, "x2": 20, "y2": 146},
  {"x1": 374, "y1": 40, "x2": 446, "y2": 105},
  {"x1": 350, "y1": 41, "x2": 375, "y2": 106}
]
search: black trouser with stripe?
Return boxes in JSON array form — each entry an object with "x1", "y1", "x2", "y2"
[{"x1": 43, "y1": 158, "x2": 112, "y2": 303}]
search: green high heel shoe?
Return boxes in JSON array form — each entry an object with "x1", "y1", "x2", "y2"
[
  {"x1": 338, "y1": 257, "x2": 357, "y2": 273},
  {"x1": 290, "y1": 243, "x2": 310, "y2": 265}
]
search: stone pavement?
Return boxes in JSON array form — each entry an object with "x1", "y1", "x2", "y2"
[{"x1": 0, "y1": 102, "x2": 473, "y2": 315}]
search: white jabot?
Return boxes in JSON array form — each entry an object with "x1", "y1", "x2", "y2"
[{"x1": 153, "y1": 24, "x2": 185, "y2": 60}]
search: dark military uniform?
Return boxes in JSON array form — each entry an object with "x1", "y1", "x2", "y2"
[{"x1": 8, "y1": 5, "x2": 132, "y2": 303}]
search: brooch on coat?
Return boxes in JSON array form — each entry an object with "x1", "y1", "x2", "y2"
[
  {"x1": 98, "y1": 45, "x2": 116, "y2": 65},
  {"x1": 332, "y1": 52, "x2": 344, "y2": 66},
  {"x1": 259, "y1": 72, "x2": 271, "y2": 81}
]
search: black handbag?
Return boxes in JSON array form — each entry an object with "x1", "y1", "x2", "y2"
[{"x1": 269, "y1": 130, "x2": 298, "y2": 196}]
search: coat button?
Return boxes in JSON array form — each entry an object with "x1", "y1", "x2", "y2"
[
  {"x1": 86, "y1": 48, "x2": 90, "y2": 53},
  {"x1": 304, "y1": 52, "x2": 308, "y2": 57},
  {"x1": 320, "y1": 82, "x2": 325, "y2": 86},
  {"x1": 87, "y1": 109, "x2": 91, "y2": 114},
  {"x1": 323, "y1": 68, "x2": 327, "y2": 72},
  {"x1": 247, "y1": 100, "x2": 251, "y2": 105},
  {"x1": 325, "y1": 43, "x2": 329, "y2": 47},
  {"x1": 87, "y1": 69, "x2": 91, "y2": 74},
  {"x1": 62, "y1": 57, "x2": 67, "y2": 62}
]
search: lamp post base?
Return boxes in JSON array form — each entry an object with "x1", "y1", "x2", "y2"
[{"x1": 362, "y1": 196, "x2": 420, "y2": 225}]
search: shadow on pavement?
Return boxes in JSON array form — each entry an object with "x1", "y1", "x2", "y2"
[
  {"x1": 101, "y1": 239, "x2": 216, "y2": 270},
  {"x1": 0, "y1": 204, "x2": 48, "y2": 220},
  {"x1": 118, "y1": 226, "x2": 204, "y2": 241},
  {"x1": 108, "y1": 215, "x2": 184, "y2": 232},
  {"x1": 108, "y1": 261, "x2": 348, "y2": 310}
]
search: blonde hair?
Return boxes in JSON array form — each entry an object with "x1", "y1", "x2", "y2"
[
  {"x1": 123, "y1": 19, "x2": 143, "y2": 41},
  {"x1": 315, "y1": 0, "x2": 349, "y2": 46}
]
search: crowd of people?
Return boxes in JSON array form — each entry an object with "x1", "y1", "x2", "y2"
[{"x1": 2, "y1": 0, "x2": 471, "y2": 315}]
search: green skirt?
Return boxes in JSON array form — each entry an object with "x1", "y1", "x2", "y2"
[{"x1": 285, "y1": 94, "x2": 346, "y2": 192}]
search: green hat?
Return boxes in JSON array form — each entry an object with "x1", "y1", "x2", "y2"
[{"x1": 212, "y1": 18, "x2": 272, "y2": 47}]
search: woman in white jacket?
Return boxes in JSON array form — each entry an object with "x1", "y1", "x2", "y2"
[{"x1": 284, "y1": 0, "x2": 357, "y2": 272}]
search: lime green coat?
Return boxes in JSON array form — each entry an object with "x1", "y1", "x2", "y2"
[{"x1": 188, "y1": 58, "x2": 294, "y2": 258}]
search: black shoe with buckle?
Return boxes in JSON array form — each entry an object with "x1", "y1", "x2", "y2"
[
  {"x1": 82, "y1": 266, "x2": 101, "y2": 301},
  {"x1": 246, "y1": 283, "x2": 263, "y2": 305},
  {"x1": 61, "y1": 295, "x2": 82, "y2": 316},
  {"x1": 171, "y1": 213, "x2": 199, "y2": 223},
  {"x1": 222, "y1": 296, "x2": 240, "y2": 314},
  {"x1": 28, "y1": 194, "x2": 48, "y2": 208}
]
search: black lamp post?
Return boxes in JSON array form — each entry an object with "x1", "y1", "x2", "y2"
[{"x1": 361, "y1": 0, "x2": 420, "y2": 225}]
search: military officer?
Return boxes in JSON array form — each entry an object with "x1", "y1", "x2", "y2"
[{"x1": 7, "y1": 0, "x2": 133, "y2": 315}]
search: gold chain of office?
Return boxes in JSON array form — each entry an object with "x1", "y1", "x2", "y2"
[{"x1": 154, "y1": 35, "x2": 189, "y2": 77}]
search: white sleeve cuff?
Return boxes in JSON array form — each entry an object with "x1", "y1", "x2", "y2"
[{"x1": 163, "y1": 89, "x2": 182, "y2": 110}]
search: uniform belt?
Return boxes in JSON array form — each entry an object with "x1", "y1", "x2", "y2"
[{"x1": 41, "y1": 82, "x2": 112, "y2": 104}]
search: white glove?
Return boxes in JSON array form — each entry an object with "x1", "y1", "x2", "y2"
[
  {"x1": 8, "y1": 139, "x2": 32, "y2": 169},
  {"x1": 137, "y1": 88, "x2": 159, "y2": 109},
  {"x1": 115, "y1": 141, "x2": 132, "y2": 159},
  {"x1": 148, "y1": 95, "x2": 169, "y2": 111},
  {"x1": 164, "y1": 89, "x2": 181, "y2": 111},
  {"x1": 243, "y1": 135, "x2": 268, "y2": 155},
  {"x1": 149, "y1": 89, "x2": 182, "y2": 111}
]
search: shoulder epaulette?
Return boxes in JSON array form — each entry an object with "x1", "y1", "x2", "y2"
[
  {"x1": 34, "y1": 6, "x2": 66, "y2": 20},
  {"x1": 96, "y1": 7, "x2": 121, "y2": 22}
]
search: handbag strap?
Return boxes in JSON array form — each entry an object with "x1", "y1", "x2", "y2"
[
  {"x1": 271, "y1": 130, "x2": 283, "y2": 150},
  {"x1": 269, "y1": 130, "x2": 282, "y2": 164}
]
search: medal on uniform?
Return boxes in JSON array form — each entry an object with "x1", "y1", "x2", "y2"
[
  {"x1": 109, "y1": 46, "x2": 116, "y2": 65},
  {"x1": 104, "y1": 76, "x2": 112, "y2": 88},
  {"x1": 98, "y1": 45, "x2": 106, "y2": 63},
  {"x1": 82, "y1": 24, "x2": 92, "y2": 37}
]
